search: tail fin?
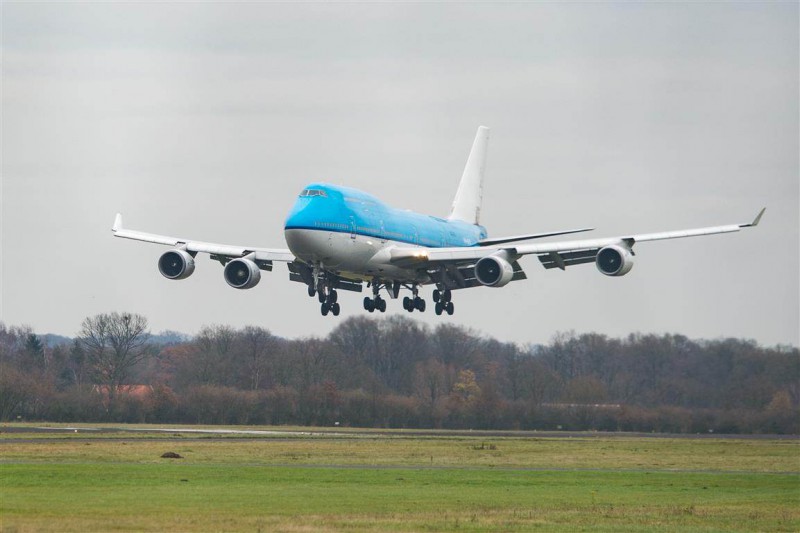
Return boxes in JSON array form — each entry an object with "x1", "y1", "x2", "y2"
[{"x1": 448, "y1": 126, "x2": 490, "y2": 225}]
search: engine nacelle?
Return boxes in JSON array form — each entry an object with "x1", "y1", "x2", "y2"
[
  {"x1": 158, "y1": 249, "x2": 195, "y2": 280},
  {"x1": 224, "y1": 258, "x2": 261, "y2": 289},
  {"x1": 475, "y1": 254, "x2": 515, "y2": 287},
  {"x1": 596, "y1": 245, "x2": 634, "y2": 276}
]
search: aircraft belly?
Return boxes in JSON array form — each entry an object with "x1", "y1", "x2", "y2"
[
  {"x1": 285, "y1": 228, "x2": 427, "y2": 282},
  {"x1": 285, "y1": 229, "x2": 372, "y2": 270}
]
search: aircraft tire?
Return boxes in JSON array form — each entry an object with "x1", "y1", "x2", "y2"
[
  {"x1": 403, "y1": 296, "x2": 412, "y2": 311},
  {"x1": 435, "y1": 302, "x2": 443, "y2": 315},
  {"x1": 329, "y1": 290, "x2": 338, "y2": 304},
  {"x1": 321, "y1": 303, "x2": 330, "y2": 316},
  {"x1": 443, "y1": 289, "x2": 452, "y2": 303},
  {"x1": 377, "y1": 298, "x2": 387, "y2": 313},
  {"x1": 332, "y1": 303, "x2": 340, "y2": 316},
  {"x1": 363, "y1": 297, "x2": 371, "y2": 311},
  {"x1": 415, "y1": 298, "x2": 426, "y2": 312},
  {"x1": 318, "y1": 291, "x2": 326, "y2": 303},
  {"x1": 307, "y1": 286, "x2": 316, "y2": 297},
  {"x1": 446, "y1": 302, "x2": 454, "y2": 315},
  {"x1": 432, "y1": 289, "x2": 440, "y2": 302}
]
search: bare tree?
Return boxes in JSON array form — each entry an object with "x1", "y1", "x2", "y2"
[
  {"x1": 192, "y1": 325, "x2": 236, "y2": 385},
  {"x1": 239, "y1": 326, "x2": 276, "y2": 390},
  {"x1": 79, "y1": 312, "x2": 151, "y2": 399}
]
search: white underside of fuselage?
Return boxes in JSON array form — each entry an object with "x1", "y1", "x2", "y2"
[{"x1": 284, "y1": 228, "x2": 430, "y2": 283}]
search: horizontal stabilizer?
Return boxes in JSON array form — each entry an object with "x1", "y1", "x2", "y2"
[{"x1": 478, "y1": 227, "x2": 594, "y2": 247}]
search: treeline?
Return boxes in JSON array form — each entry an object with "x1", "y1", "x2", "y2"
[{"x1": 1, "y1": 314, "x2": 797, "y2": 434}]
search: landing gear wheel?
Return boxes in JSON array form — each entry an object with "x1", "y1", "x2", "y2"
[
  {"x1": 377, "y1": 297, "x2": 387, "y2": 313},
  {"x1": 414, "y1": 297, "x2": 426, "y2": 312},
  {"x1": 328, "y1": 290, "x2": 338, "y2": 304},
  {"x1": 435, "y1": 302, "x2": 443, "y2": 315},
  {"x1": 403, "y1": 296, "x2": 412, "y2": 311},
  {"x1": 433, "y1": 289, "x2": 440, "y2": 302},
  {"x1": 318, "y1": 291, "x2": 326, "y2": 304},
  {"x1": 446, "y1": 301, "x2": 454, "y2": 315},
  {"x1": 443, "y1": 289, "x2": 452, "y2": 303},
  {"x1": 332, "y1": 302, "x2": 340, "y2": 316},
  {"x1": 308, "y1": 286, "x2": 316, "y2": 297},
  {"x1": 321, "y1": 303, "x2": 330, "y2": 316},
  {"x1": 364, "y1": 297, "x2": 375, "y2": 313}
]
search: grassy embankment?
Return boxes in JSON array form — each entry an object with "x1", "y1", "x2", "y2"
[{"x1": 1, "y1": 425, "x2": 798, "y2": 532}]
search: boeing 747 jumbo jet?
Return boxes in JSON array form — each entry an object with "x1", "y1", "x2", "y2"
[{"x1": 113, "y1": 127, "x2": 764, "y2": 317}]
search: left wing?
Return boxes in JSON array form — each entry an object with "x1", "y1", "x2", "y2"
[
  {"x1": 477, "y1": 227, "x2": 594, "y2": 246},
  {"x1": 390, "y1": 209, "x2": 765, "y2": 284}
]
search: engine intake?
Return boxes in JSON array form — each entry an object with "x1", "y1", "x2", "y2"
[
  {"x1": 596, "y1": 245, "x2": 634, "y2": 276},
  {"x1": 475, "y1": 254, "x2": 514, "y2": 287},
  {"x1": 224, "y1": 258, "x2": 261, "y2": 289},
  {"x1": 158, "y1": 249, "x2": 195, "y2": 280}
]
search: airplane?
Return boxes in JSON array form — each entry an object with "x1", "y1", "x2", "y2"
[{"x1": 112, "y1": 126, "x2": 765, "y2": 317}]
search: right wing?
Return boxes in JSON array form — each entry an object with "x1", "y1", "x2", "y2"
[{"x1": 112, "y1": 213, "x2": 295, "y2": 266}]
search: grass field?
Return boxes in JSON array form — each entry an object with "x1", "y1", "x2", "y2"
[{"x1": 1, "y1": 425, "x2": 798, "y2": 532}]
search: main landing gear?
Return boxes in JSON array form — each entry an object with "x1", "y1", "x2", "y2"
[
  {"x1": 433, "y1": 288, "x2": 454, "y2": 316},
  {"x1": 364, "y1": 281, "x2": 388, "y2": 313},
  {"x1": 363, "y1": 295, "x2": 387, "y2": 313},
  {"x1": 402, "y1": 284, "x2": 426, "y2": 313}
]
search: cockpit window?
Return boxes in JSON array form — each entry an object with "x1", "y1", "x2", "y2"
[{"x1": 300, "y1": 189, "x2": 328, "y2": 198}]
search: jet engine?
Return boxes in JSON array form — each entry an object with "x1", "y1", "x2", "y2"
[
  {"x1": 475, "y1": 254, "x2": 515, "y2": 287},
  {"x1": 224, "y1": 258, "x2": 261, "y2": 289},
  {"x1": 158, "y1": 249, "x2": 195, "y2": 280},
  {"x1": 595, "y1": 245, "x2": 634, "y2": 276}
]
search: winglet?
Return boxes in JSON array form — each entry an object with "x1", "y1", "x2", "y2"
[
  {"x1": 113, "y1": 213, "x2": 123, "y2": 232},
  {"x1": 741, "y1": 207, "x2": 766, "y2": 228}
]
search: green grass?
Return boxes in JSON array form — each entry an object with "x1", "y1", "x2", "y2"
[{"x1": 1, "y1": 426, "x2": 798, "y2": 532}]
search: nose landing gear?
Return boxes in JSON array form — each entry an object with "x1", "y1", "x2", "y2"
[{"x1": 320, "y1": 288, "x2": 340, "y2": 316}]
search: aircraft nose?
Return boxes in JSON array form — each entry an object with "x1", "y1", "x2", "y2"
[{"x1": 284, "y1": 198, "x2": 313, "y2": 229}]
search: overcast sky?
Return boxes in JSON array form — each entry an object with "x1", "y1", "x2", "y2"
[{"x1": 2, "y1": 2, "x2": 797, "y2": 347}]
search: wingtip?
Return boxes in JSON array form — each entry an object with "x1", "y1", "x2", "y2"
[
  {"x1": 748, "y1": 207, "x2": 767, "y2": 228},
  {"x1": 753, "y1": 207, "x2": 766, "y2": 226},
  {"x1": 113, "y1": 213, "x2": 123, "y2": 232},
  {"x1": 740, "y1": 207, "x2": 765, "y2": 228}
]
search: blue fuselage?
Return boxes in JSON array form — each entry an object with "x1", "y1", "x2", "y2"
[
  {"x1": 285, "y1": 183, "x2": 486, "y2": 247},
  {"x1": 283, "y1": 183, "x2": 487, "y2": 279}
]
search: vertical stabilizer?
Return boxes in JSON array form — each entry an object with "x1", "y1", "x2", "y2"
[{"x1": 448, "y1": 126, "x2": 490, "y2": 225}]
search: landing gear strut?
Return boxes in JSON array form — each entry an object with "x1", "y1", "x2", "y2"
[{"x1": 433, "y1": 288, "x2": 454, "y2": 316}]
